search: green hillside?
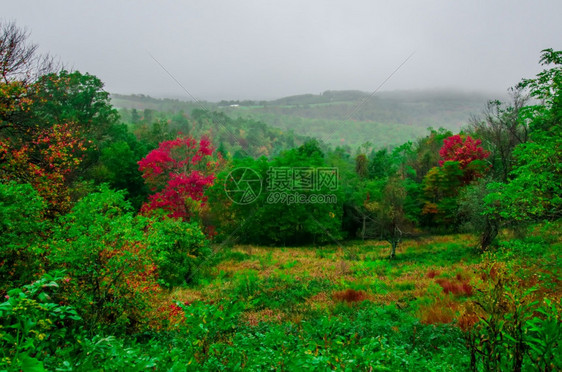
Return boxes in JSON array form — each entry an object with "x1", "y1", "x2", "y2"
[{"x1": 112, "y1": 90, "x2": 495, "y2": 149}]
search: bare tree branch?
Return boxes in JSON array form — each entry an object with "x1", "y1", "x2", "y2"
[{"x1": 0, "y1": 20, "x2": 60, "y2": 84}]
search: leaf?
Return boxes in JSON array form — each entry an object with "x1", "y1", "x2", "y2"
[{"x1": 19, "y1": 356, "x2": 46, "y2": 372}]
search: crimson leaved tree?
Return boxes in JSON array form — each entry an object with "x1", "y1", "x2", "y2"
[
  {"x1": 439, "y1": 134, "x2": 490, "y2": 184},
  {"x1": 138, "y1": 135, "x2": 220, "y2": 220},
  {"x1": 421, "y1": 134, "x2": 490, "y2": 225}
]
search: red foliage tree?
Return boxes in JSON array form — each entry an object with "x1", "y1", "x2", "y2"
[
  {"x1": 438, "y1": 134, "x2": 490, "y2": 183},
  {"x1": 1, "y1": 70, "x2": 118, "y2": 216},
  {"x1": 0, "y1": 121, "x2": 87, "y2": 215},
  {"x1": 439, "y1": 134, "x2": 490, "y2": 167},
  {"x1": 421, "y1": 135, "x2": 491, "y2": 224},
  {"x1": 138, "y1": 135, "x2": 220, "y2": 220}
]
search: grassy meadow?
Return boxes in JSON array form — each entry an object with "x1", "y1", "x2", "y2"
[{"x1": 138, "y1": 225, "x2": 560, "y2": 370}]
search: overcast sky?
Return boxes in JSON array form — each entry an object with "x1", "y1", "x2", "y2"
[{"x1": 4, "y1": 1, "x2": 562, "y2": 100}]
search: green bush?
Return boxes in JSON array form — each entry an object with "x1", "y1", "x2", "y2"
[
  {"x1": 147, "y1": 218, "x2": 211, "y2": 287},
  {"x1": 464, "y1": 261, "x2": 562, "y2": 371},
  {"x1": 0, "y1": 181, "x2": 48, "y2": 293},
  {"x1": 48, "y1": 186, "x2": 158, "y2": 332},
  {"x1": 0, "y1": 271, "x2": 81, "y2": 371}
]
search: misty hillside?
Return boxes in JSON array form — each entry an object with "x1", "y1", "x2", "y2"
[
  {"x1": 111, "y1": 90, "x2": 497, "y2": 148},
  {"x1": 3, "y1": 9, "x2": 562, "y2": 370}
]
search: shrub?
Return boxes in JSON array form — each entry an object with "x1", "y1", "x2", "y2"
[
  {"x1": 48, "y1": 186, "x2": 159, "y2": 332},
  {"x1": 463, "y1": 260, "x2": 562, "y2": 371},
  {"x1": 177, "y1": 300, "x2": 244, "y2": 362},
  {"x1": 147, "y1": 217, "x2": 211, "y2": 286},
  {"x1": 0, "y1": 271, "x2": 81, "y2": 371},
  {"x1": 0, "y1": 181, "x2": 47, "y2": 293}
]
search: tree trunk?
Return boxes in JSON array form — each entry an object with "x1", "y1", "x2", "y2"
[
  {"x1": 389, "y1": 226, "x2": 402, "y2": 259},
  {"x1": 480, "y1": 217, "x2": 498, "y2": 251},
  {"x1": 390, "y1": 240, "x2": 397, "y2": 259},
  {"x1": 361, "y1": 216, "x2": 366, "y2": 241}
]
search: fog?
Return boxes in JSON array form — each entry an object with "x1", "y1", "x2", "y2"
[{"x1": 4, "y1": 0, "x2": 562, "y2": 100}]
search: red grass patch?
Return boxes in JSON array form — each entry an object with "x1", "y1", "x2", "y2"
[
  {"x1": 435, "y1": 278, "x2": 473, "y2": 296},
  {"x1": 426, "y1": 269, "x2": 440, "y2": 279},
  {"x1": 461, "y1": 282, "x2": 473, "y2": 296},
  {"x1": 332, "y1": 289, "x2": 367, "y2": 303}
]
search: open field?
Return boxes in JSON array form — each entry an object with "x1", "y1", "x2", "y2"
[{"x1": 144, "y1": 227, "x2": 561, "y2": 370}]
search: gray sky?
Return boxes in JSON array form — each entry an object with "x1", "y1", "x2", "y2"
[{"x1": 4, "y1": 0, "x2": 562, "y2": 100}]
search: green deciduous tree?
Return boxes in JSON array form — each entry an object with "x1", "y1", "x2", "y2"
[
  {"x1": 364, "y1": 177, "x2": 412, "y2": 258},
  {"x1": 208, "y1": 140, "x2": 343, "y2": 245},
  {"x1": 480, "y1": 49, "x2": 562, "y2": 250},
  {"x1": 484, "y1": 49, "x2": 562, "y2": 226},
  {"x1": 484, "y1": 129, "x2": 562, "y2": 222},
  {"x1": 93, "y1": 139, "x2": 149, "y2": 209}
]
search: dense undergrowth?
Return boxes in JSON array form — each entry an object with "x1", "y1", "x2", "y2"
[{"x1": 1, "y1": 225, "x2": 560, "y2": 371}]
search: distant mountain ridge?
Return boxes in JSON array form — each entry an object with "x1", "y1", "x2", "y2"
[{"x1": 111, "y1": 89, "x2": 500, "y2": 149}]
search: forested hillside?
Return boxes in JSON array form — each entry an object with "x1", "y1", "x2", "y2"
[
  {"x1": 112, "y1": 89, "x2": 493, "y2": 149},
  {"x1": 1, "y1": 21, "x2": 560, "y2": 371}
]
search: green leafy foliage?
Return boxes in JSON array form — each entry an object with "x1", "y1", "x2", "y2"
[
  {"x1": 484, "y1": 49, "x2": 562, "y2": 224},
  {"x1": 147, "y1": 218, "x2": 211, "y2": 286},
  {"x1": 93, "y1": 138, "x2": 149, "y2": 210},
  {"x1": 31, "y1": 71, "x2": 119, "y2": 138},
  {"x1": 0, "y1": 181, "x2": 47, "y2": 292},
  {"x1": 484, "y1": 128, "x2": 562, "y2": 222},
  {"x1": 47, "y1": 186, "x2": 158, "y2": 332},
  {"x1": 463, "y1": 260, "x2": 561, "y2": 371},
  {"x1": 0, "y1": 271, "x2": 81, "y2": 372},
  {"x1": 208, "y1": 140, "x2": 343, "y2": 245}
]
